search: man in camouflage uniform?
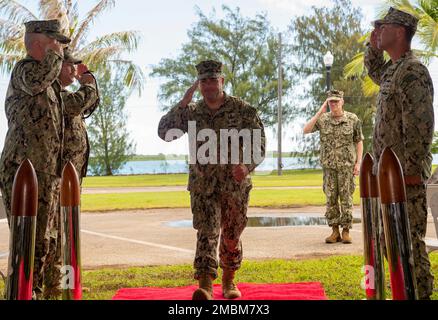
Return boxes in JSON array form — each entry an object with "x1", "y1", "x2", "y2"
[
  {"x1": 59, "y1": 48, "x2": 100, "y2": 181},
  {"x1": 158, "y1": 60, "x2": 265, "y2": 300},
  {"x1": 0, "y1": 20, "x2": 70, "y2": 299},
  {"x1": 365, "y1": 7, "x2": 435, "y2": 299},
  {"x1": 42, "y1": 48, "x2": 100, "y2": 298},
  {"x1": 303, "y1": 90, "x2": 364, "y2": 244}
]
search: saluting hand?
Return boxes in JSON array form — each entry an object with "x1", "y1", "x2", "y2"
[
  {"x1": 76, "y1": 64, "x2": 89, "y2": 76},
  {"x1": 369, "y1": 28, "x2": 382, "y2": 51},
  {"x1": 318, "y1": 99, "x2": 328, "y2": 116},
  {"x1": 180, "y1": 80, "x2": 199, "y2": 108},
  {"x1": 75, "y1": 64, "x2": 95, "y2": 85}
]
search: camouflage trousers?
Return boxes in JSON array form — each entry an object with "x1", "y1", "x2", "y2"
[
  {"x1": 0, "y1": 167, "x2": 61, "y2": 299},
  {"x1": 190, "y1": 187, "x2": 250, "y2": 280},
  {"x1": 323, "y1": 167, "x2": 355, "y2": 229},
  {"x1": 405, "y1": 185, "x2": 434, "y2": 299}
]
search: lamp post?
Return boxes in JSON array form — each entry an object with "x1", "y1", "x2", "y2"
[
  {"x1": 323, "y1": 51, "x2": 334, "y2": 92},
  {"x1": 277, "y1": 33, "x2": 283, "y2": 176}
]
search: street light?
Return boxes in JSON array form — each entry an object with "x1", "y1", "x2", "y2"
[
  {"x1": 277, "y1": 33, "x2": 283, "y2": 176},
  {"x1": 323, "y1": 51, "x2": 334, "y2": 92}
]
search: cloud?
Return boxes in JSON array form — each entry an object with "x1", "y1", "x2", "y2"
[
  {"x1": 257, "y1": 0, "x2": 385, "y2": 18},
  {"x1": 257, "y1": 0, "x2": 328, "y2": 16}
]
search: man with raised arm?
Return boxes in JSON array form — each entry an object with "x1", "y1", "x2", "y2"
[
  {"x1": 0, "y1": 19, "x2": 70, "y2": 299},
  {"x1": 158, "y1": 60, "x2": 265, "y2": 300},
  {"x1": 303, "y1": 90, "x2": 364, "y2": 245},
  {"x1": 364, "y1": 7, "x2": 435, "y2": 299}
]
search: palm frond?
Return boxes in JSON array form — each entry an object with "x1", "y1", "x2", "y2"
[
  {"x1": 347, "y1": 0, "x2": 437, "y2": 98},
  {"x1": 0, "y1": 0, "x2": 37, "y2": 24},
  {"x1": 38, "y1": 0, "x2": 69, "y2": 31},
  {"x1": 414, "y1": 48, "x2": 438, "y2": 58},
  {"x1": 63, "y1": 0, "x2": 72, "y2": 14},
  {"x1": 344, "y1": 52, "x2": 365, "y2": 79},
  {"x1": 77, "y1": 46, "x2": 124, "y2": 68},
  {"x1": 71, "y1": 0, "x2": 115, "y2": 49},
  {"x1": 358, "y1": 32, "x2": 370, "y2": 43},
  {"x1": 0, "y1": 19, "x2": 25, "y2": 57},
  {"x1": 363, "y1": 75, "x2": 380, "y2": 97},
  {"x1": 83, "y1": 31, "x2": 141, "y2": 53},
  {"x1": 413, "y1": 48, "x2": 438, "y2": 65},
  {"x1": 106, "y1": 59, "x2": 145, "y2": 95},
  {"x1": 417, "y1": 16, "x2": 438, "y2": 62},
  {"x1": 384, "y1": 0, "x2": 418, "y2": 18},
  {"x1": 0, "y1": 18, "x2": 23, "y2": 39},
  {"x1": 39, "y1": 0, "x2": 63, "y2": 18},
  {"x1": 0, "y1": 0, "x2": 144, "y2": 99},
  {"x1": 0, "y1": 52, "x2": 24, "y2": 74},
  {"x1": 64, "y1": 0, "x2": 78, "y2": 32},
  {"x1": 418, "y1": 0, "x2": 438, "y2": 20},
  {"x1": 385, "y1": 0, "x2": 438, "y2": 65},
  {"x1": 0, "y1": 35, "x2": 25, "y2": 54}
]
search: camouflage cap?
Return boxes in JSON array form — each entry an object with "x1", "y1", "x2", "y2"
[
  {"x1": 63, "y1": 48, "x2": 82, "y2": 64},
  {"x1": 327, "y1": 89, "x2": 344, "y2": 101},
  {"x1": 372, "y1": 7, "x2": 418, "y2": 32},
  {"x1": 195, "y1": 60, "x2": 223, "y2": 80},
  {"x1": 24, "y1": 19, "x2": 71, "y2": 44}
]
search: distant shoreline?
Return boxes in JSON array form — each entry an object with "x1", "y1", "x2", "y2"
[{"x1": 99, "y1": 152, "x2": 317, "y2": 162}]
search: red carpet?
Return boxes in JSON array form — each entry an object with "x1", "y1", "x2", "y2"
[{"x1": 112, "y1": 282, "x2": 327, "y2": 300}]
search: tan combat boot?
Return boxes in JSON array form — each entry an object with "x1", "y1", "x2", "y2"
[
  {"x1": 342, "y1": 228, "x2": 352, "y2": 244},
  {"x1": 222, "y1": 269, "x2": 241, "y2": 299},
  {"x1": 325, "y1": 226, "x2": 341, "y2": 243},
  {"x1": 192, "y1": 274, "x2": 214, "y2": 300}
]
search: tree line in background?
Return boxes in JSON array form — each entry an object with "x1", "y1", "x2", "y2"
[
  {"x1": 151, "y1": 0, "x2": 437, "y2": 167},
  {"x1": 0, "y1": 0, "x2": 437, "y2": 175},
  {"x1": 287, "y1": 0, "x2": 377, "y2": 165},
  {"x1": 150, "y1": 5, "x2": 296, "y2": 128}
]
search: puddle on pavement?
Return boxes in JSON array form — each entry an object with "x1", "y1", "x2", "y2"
[{"x1": 166, "y1": 216, "x2": 361, "y2": 228}]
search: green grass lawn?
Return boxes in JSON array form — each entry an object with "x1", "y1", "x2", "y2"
[
  {"x1": 81, "y1": 188, "x2": 361, "y2": 211},
  {"x1": 77, "y1": 165, "x2": 437, "y2": 211},
  {"x1": 83, "y1": 165, "x2": 438, "y2": 189},
  {"x1": 83, "y1": 174, "x2": 189, "y2": 188},
  {"x1": 82, "y1": 169, "x2": 331, "y2": 188},
  {"x1": 80, "y1": 169, "x2": 355, "y2": 211},
  {"x1": 2, "y1": 254, "x2": 436, "y2": 300}
]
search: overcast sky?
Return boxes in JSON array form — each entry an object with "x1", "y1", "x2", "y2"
[{"x1": 0, "y1": 0, "x2": 437, "y2": 156}]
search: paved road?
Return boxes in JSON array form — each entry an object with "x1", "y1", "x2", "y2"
[{"x1": 1, "y1": 206, "x2": 437, "y2": 273}]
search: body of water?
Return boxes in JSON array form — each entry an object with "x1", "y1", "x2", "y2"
[
  {"x1": 87, "y1": 155, "x2": 438, "y2": 176},
  {"x1": 87, "y1": 157, "x2": 317, "y2": 176}
]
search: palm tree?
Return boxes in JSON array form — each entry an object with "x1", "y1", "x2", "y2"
[
  {"x1": 0, "y1": 0, "x2": 144, "y2": 93},
  {"x1": 344, "y1": 0, "x2": 438, "y2": 96}
]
